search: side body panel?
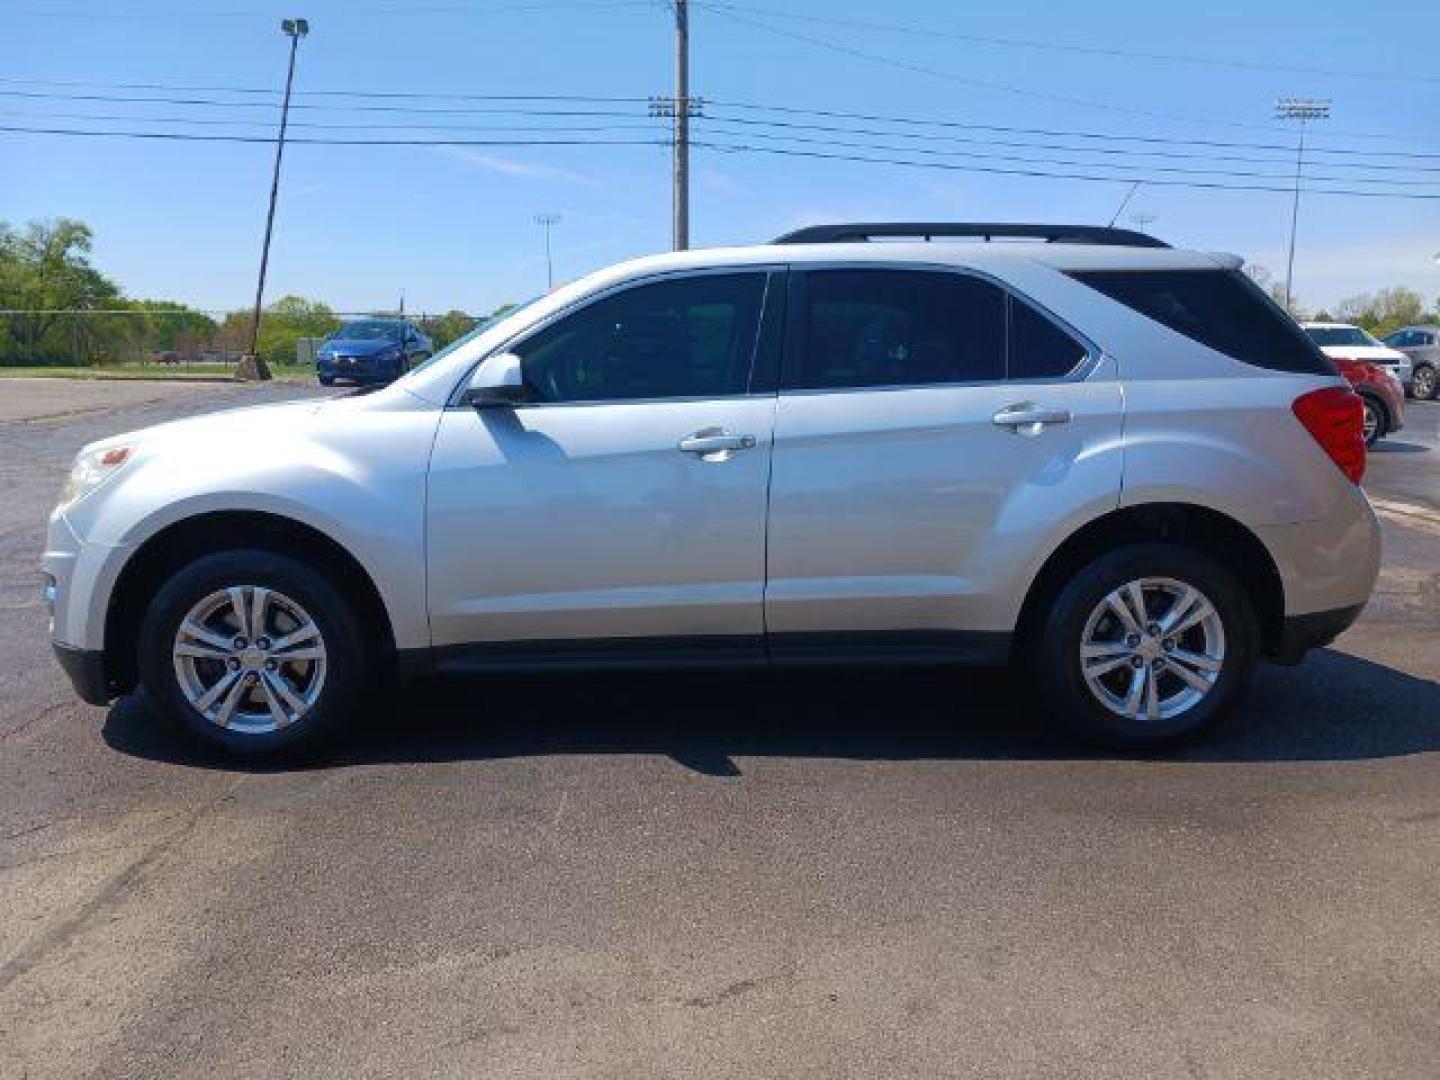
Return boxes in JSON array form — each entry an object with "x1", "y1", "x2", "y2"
[
  {"x1": 44, "y1": 392, "x2": 439, "y2": 652},
  {"x1": 425, "y1": 396, "x2": 776, "y2": 646}
]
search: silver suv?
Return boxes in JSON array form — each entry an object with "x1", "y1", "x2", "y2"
[
  {"x1": 43, "y1": 223, "x2": 1380, "y2": 757},
  {"x1": 1382, "y1": 326, "x2": 1440, "y2": 400}
]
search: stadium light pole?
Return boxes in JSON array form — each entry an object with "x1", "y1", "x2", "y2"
[
  {"x1": 239, "y1": 17, "x2": 310, "y2": 382},
  {"x1": 535, "y1": 213, "x2": 560, "y2": 290},
  {"x1": 1275, "y1": 97, "x2": 1330, "y2": 315}
]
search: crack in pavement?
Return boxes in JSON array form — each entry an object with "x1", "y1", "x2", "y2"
[{"x1": 0, "y1": 778, "x2": 245, "y2": 992}]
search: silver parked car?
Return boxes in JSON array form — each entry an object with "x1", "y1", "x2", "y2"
[
  {"x1": 43, "y1": 223, "x2": 1380, "y2": 757},
  {"x1": 1382, "y1": 325, "x2": 1440, "y2": 400}
]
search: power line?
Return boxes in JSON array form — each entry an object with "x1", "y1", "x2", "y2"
[
  {"x1": 9, "y1": 1, "x2": 652, "y2": 18},
  {"x1": 0, "y1": 89, "x2": 651, "y2": 119},
  {"x1": 14, "y1": 102, "x2": 1440, "y2": 183},
  {"x1": 0, "y1": 109, "x2": 664, "y2": 135},
  {"x1": 0, "y1": 124, "x2": 670, "y2": 148},
  {"x1": 706, "y1": 100, "x2": 1440, "y2": 160},
  {"x1": 691, "y1": 121, "x2": 1440, "y2": 188},
  {"x1": 695, "y1": 0, "x2": 1440, "y2": 86},
  {"x1": 0, "y1": 76, "x2": 646, "y2": 104},
  {"x1": 692, "y1": 140, "x2": 1440, "y2": 201},
  {"x1": 10, "y1": 105, "x2": 1440, "y2": 185},
  {"x1": 6, "y1": 122, "x2": 1439, "y2": 200},
  {"x1": 695, "y1": 114, "x2": 1440, "y2": 174},
  {"x1": 5, "y1": 76, "x2": 1438, "y2": 156},
  {"x1": 702, "y1": 4, "x2": 1440, "y2": 142}
]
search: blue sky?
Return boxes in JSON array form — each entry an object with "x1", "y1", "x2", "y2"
[{"x1": 4, "y1": 0, "x2": 1438, "y2": 316}]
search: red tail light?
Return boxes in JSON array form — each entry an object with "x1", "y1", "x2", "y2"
[{"x1": 1292, "y1": 387, "x2": 1365, "y2": 484}]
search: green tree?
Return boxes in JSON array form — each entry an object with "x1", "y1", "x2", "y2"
[
  {"x1": 1335, "y1": 286, "x2": 1427, "y2": 335},
  {"x1": 0, "y1": 218, "x2": 120, "y2": 363},
  {"x1": 218, "y1": 294, "x2": 341, "y2": 367},
  {"x1": 419, "y1": 309, "x2": 478, "y2": 350},
  {"x1": 129, "y1": 299, "x2": 218, "y2": 354}
]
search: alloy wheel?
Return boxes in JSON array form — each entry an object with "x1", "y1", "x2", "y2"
[
  {"x1": 1362, "y1": 401, "x2": 1381, "y2": 444},
  {"x1": 171, "y1": 585, "x2": 327, "y2": 734},
  {"x1": 1414, "y1": 366, "x2": 1436, "y2": 400},
  {"x1": 1079, "y1": 577, "x2": 1226, "y2": 723}
]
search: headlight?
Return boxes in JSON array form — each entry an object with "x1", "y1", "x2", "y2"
[{"x1": 59, "y1": 443, "x2": 136, "y2": 508}]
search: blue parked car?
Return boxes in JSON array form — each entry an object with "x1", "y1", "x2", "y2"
[{"x1": 316, "y1": 319, "x2": 433, "y2": 386}]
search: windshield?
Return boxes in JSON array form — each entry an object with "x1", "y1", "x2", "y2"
[
  {"x1": 399, "y1": 297, "x2": 543, "y2": 379},
  {"x1": 335, "y1": 320, "x2": 403, "y2": 341},
  {"x1": 1305, "y1": 326, "x2": 1382, "y2": 348}
]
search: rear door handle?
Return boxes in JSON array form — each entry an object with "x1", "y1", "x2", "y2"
[
  {"x1": 992, "y1": 403, "x2": 1072, "y2": 432},
  {"x1": 678, "y1": 428, "x2": 757, "y2": 459}
]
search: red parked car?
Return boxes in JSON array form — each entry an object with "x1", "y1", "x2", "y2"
[{"x1": 1334, "y1": 358, "x2": 1405, "y2": 447}]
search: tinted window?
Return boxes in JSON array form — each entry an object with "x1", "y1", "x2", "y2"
[
  {"x1": 1382, "y1": 331, "x2": 1409, "y2": 347},
  {"x1": 792, "y1": 270, "x2": 1004, "y2": 390},
  {"x1": 1009, "y1": 297, "x2": 1087, "y2": 378},
  {"x1": 337, "y1": 320, "x2": 402, "y2": 341},
  {"x1": 1069, "y1": 269, "x2": 1333, "y2": 375},
  {"x1": 515, "y1": 274, "x2": 765, "y2": 403}
]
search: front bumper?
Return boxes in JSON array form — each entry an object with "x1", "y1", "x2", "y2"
[
  {"x1": 317, "y1": 355, "x2": 400, "y2": 380},
  {"x1": 52, "y1": 641, "x2": 111, "y2": 705}
]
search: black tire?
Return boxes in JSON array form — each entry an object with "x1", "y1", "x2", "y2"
[
  {"x1": 1026, "y1": 542, "x2": 1259, "y2": 750},
  {"x1": 318, "y1": 375, "x2": 335, "y2": 387},
  {"x1": 1360, "y1": 396, "x2": 1384, "y2": 447},
  {"x1": 137, "y1": 549, "x2": 371, "y2": 759},
  {"x1": 1412, "y1": 364, "x2": 1437, "y2": 401}
]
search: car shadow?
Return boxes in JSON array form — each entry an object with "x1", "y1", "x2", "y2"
[
  {"x1": 102, "y1": 647, "x2": 1440, "y2": 774},
  {"x1": 1372, "y1": 440, "x2": 1431, "y2": 454}
]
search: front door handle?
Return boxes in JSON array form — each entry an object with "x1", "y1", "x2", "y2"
[
  {"x1": 678, "y1": 428, "x2": 757, "y2": 460},
  {"x1": 992, "y1": 402, "x2": 1072, "y2": 433}
]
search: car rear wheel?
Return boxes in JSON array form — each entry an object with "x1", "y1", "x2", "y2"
[
  {"x1": 1028, "y1": 543, "x2": 1258, "y2": 749},
  {"x1": 1360, "y1": 397, "x2": 1384, "y2": 447},
  {"x1": 137, "y1": 550, "x2": 370, "y2": 758},
  {"x1": 1413, "y1": 364, "x2": 1437, "y2": 401},
  {"x1": 318, "y1": 375, "x2": 335, "y2": 387}
]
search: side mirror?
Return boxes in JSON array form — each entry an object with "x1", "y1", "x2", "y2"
[{"x1": 463, "y1": 352, "x2": 527, "y2": 408}]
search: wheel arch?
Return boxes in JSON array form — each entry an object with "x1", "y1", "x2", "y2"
[
  {"x1": 1014, "y1": 502, "x2": 1286, "y2": 660},
  {"x1": 104, "y1": 510, "x2": 397, "y2": 696}
]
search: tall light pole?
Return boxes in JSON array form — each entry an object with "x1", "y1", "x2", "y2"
[
  {"x1": 1276, "y1": 97, "x2": 1330, "y2": 315},
  {"x1": 535, "y1": 213, "x2": 560, "y2": 290},
  {"x1": 239, "y1": 16, "x2": 309, "y2": 382}
]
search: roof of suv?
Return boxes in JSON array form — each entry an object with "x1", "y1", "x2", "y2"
[{"x1": 601, "y1": 238, "x2": 1230, "y2": 279}]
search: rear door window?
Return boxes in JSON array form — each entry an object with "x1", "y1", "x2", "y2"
[
  {"x1": 1008, "y1": 297, "x2": 1087, "y2": 379},
  {"x1": 788, "y1": 269, "x2": 1005, "y2": 390},
  {"x1": 1068, "y1": 268, "x2": 1333, "y2": 375}
]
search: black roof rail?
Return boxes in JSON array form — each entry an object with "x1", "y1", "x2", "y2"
[{"x1": 771, "y1": 222, "x2": 1169, "y2": 249}]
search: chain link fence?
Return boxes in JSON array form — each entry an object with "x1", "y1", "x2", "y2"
[{"x1": 0, "y1": 307, "x2": 483, "y2": 373}]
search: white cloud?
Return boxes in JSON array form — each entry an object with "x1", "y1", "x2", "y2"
[{"x1": 430, "y1": 146, "x2": 599, "y2": 187}]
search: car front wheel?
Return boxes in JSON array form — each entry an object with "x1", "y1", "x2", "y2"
[
  {"x1": 1029, "y1": 543, "x2": 1258, "y2": 748},
  {"x1": 137, "y1": 550, "x2": 370, "y2": 758}
]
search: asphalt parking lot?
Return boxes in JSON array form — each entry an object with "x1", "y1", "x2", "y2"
[{"x1": 2, "y1": 378, "x2": 1438, "y2": 1079}]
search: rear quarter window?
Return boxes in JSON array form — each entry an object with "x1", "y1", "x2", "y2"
[{"x1": 1067, "y1": 268, "x2": 1335, "y2": 375}]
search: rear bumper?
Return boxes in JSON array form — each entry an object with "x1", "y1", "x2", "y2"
[
  {"x1": 1270, "y1": 603, "x2": 1365, "y2": 665},
  {"x1": 52, "y1": 641, "x2": 112, "y2": 705}
]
